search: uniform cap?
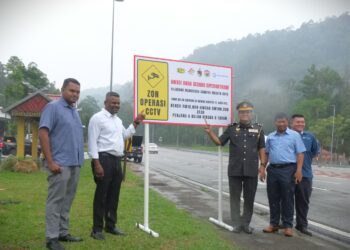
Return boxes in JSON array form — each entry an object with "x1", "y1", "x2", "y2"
[{"x1": 236, "y1": 101, "x2": 254, "y2": 111}]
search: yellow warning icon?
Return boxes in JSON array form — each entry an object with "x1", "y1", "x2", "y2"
[
  {"x1": 142, "y1": 65, "x2": 164, "y2": 88},
  {"x1": 137, "y1": 59, "x2": 168, "y2": 121}
]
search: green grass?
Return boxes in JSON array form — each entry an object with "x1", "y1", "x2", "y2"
[{"x1": 0, "y1": 160, "x2": 237, "y2": 250}]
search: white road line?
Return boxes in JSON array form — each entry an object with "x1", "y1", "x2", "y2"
[
  {"x1": 314, "y1": 179, "x2": 340, "y2": 184},
  {"x1": 312, "y1": 187, "x2": 328, "y2": 191}
]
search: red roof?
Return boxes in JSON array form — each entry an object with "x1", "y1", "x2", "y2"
[{"x1": 4, "y1": 92, "x2": 61, "y2": 117}]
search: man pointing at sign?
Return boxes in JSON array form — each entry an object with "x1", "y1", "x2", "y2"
[{"x1": 205, "y1": 101, "x2": 267, "y2": 234}]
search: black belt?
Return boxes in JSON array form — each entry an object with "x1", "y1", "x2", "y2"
[
  {"x1": 269, "y1": 163, "x2": 296, "y2": 168},
  {"x1": 99, "y1": 152, "x2": 122, "y2": 159}
]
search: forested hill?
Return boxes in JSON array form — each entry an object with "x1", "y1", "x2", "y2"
[
  {"x1": 83, "y1": 13, "x2": 350, "y2": 106},
  {"x1": 184, "y1": 13, "x2": 350, "y2": 97}
]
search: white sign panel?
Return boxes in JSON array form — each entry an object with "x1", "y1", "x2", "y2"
[{"x1": 134, "y1": 55, "x2": 233, "y2": 126}]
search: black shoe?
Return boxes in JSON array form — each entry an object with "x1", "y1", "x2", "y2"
[
  {"x1": 46, "y1": 238, "x2": 65, "y2": 250},
  {"x1": 105, "y1": 227, "x2": 126, "y2": 236},
  {"x1": 90, "y1": 231, "x2": 105, "y2": 240},
  {"x1": 242, "y1": 225, "x2": 254, "y2": 234},
  {"x1": 58, "y1": 234, "x2": 83, "y2": 242},
  {"x1": 295, "y1": 226, "x2": 312, "y2": 236},
  {"x1": 232, "y1": 225, "x2": 241, "y2": 233}
]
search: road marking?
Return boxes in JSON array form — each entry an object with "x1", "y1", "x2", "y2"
[
  {"x1": 150, "y1": 167, "x2": 350, "y2": 240},
  {"x1": 312, "y1": 187, "x2": 328, "y2": 191},
  {"x1": 314, "y1": 179, "x2": 340, "y2": 184}
]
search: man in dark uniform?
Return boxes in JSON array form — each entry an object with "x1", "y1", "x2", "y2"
[{"x1": 205, "y1": 101, "x2": 267, "y2": 234}]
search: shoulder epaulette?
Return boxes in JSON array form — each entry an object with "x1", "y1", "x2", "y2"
[
  {"x1": 254, "y1": 122, "x2": 263, "y2": 128},
  {"x1": 228, "y1": 122, "x2": 238, "y2": 127}
]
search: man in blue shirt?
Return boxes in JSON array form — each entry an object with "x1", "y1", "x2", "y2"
[
  {"x1": 262, "y1": 113, "x2": 305, "y2": 237},
  {"x1": 291, "y1": 114, "x2": 320, "y2": 236},
  {"x1": 39, "y1": 78, "x2": 84, "y2": 250}
]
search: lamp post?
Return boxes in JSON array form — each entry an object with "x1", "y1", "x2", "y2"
[
  {"x1": 330, "y1": 104, "x2": 336, "y2": 163},
  {"x1": 110, "y1": 0, "x2": 124, "y2": 92}
]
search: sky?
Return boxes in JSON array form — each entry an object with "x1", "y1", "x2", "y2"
[{"x1": 0, "y1": 0, "x2": 349, "y2": 90}]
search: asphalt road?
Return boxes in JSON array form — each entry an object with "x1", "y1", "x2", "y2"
[{"x1": 147, "y1": 147, "x2": 350, "y2": 238}]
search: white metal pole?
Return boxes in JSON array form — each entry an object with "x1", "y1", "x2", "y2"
[
  {"x1": 136, "y1": 123, "x2": 159, "y2": 237},
  {"x1": 209, "y1": 127, "x2": 233, "y2": 231},
  {"x1": 218, "y1": 127, "x2": 223, "y2": 221},
  {"x1": 144, "y1": 123, "x2": 149, "y2": 228}
]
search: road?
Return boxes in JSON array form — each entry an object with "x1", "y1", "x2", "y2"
[{"x1": 147, "y1": 147, "x2": 350, "y2": 240}]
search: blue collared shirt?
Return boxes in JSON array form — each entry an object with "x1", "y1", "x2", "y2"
[
  {"x1": 299, "y1": 131, "x2": 320, "y2": 178},
  {"x1": 39, "y1": 97, "x2": 84, "y2": 167},
  {"x1": 266, "y1": 128, "x2": 306, "y2": 164}
]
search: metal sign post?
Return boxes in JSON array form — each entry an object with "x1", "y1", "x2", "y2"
[
  {"x1": 209, "y1": 127, "x2": 233, "y2": 231},
  {"x1": 136, "y1": 123, "x2": 159, "y2": 237}
]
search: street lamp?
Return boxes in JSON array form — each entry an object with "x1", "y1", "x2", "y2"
[
  {"x1": 330, "y1": 104, "x2": 336, "y2": 163},
  {"x1": 110, "y1": 0, "x2": 124, "y2": 92}
]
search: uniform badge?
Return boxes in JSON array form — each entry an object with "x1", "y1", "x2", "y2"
[{"x1": 248, "y1": 129, "x2": 258, "y2": 133}]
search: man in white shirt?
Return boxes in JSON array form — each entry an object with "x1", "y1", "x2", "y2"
[{"x1": 88, "y1": 91, "x2": 145, "y2": 240}]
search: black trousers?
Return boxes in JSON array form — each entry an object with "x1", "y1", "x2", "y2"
[
  {"x1": 266, "y1": 164, "x2": 296, "y2": 228},
  {"x1": 295, "y1": 177, "x2": 312, "y2": 228},
  {"x1": 92, "y1": 153, "x2": 123, "y2": 232},
  {"x1": 228, "y1": 176, "x2": 258, "y2": 227}
]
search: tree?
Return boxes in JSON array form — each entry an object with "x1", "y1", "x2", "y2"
[
  {"x1": 310, "y1": 115, "x2": 350, "y2": 156},
  {"x1": 2, "y1": 56, "x2": 57, "y2": 106},
  {"x1": 78, "y1": 96, "x2": 100, "y2": 128},
  {"x1": 297, "y1": 65, "x2": 345, "y2": 102}
]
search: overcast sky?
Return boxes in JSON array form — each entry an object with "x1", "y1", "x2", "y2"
[{"x1": 0, "y1": 0, "x2": 349, "y2": 90}]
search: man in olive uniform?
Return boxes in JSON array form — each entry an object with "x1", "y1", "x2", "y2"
[{"x1": 205, "y1": 101, "x2": 267, "y2": 233}]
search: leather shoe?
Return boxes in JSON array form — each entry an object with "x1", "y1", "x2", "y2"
[
  {"x1": 284, "y1": 228, "x2": 293, "y2": 237},
  {"x1": 105, "y1": 227, "x2": 126, "y2": 236},
  {"x1": 46, "y1": 238, "x2": 65, "y2": 250},
  {"x1": 90, "y1": 231, "x2": 105, "y2": 240},
  {"x1": 232, "y1": 225, "x2": 241, "y2": 233},
  {"x1": 58, "y1": 234, "x2": 83, "y2": 242},
  {"x1": 296, "y1": 226, "x2": 312, "y2": 236},
  {"x1": 242, "y1": 225, "x2": 254, "y2": 234},
  {"x1": 263, "y1": 225, "x2": 279, "y2": 233}
]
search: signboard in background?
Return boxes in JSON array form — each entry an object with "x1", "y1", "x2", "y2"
[{"x1": 134, "y1": 55, "x2": 233, "y2": 126}]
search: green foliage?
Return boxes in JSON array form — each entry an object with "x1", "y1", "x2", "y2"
[
  {"x1": 310, "y1": 115, "x2": 350, "y2": 155},
  {"x1": 297, "y1": 65, "x2": 345, "y2": 101},
  {"x1": 292, "y1": 98, "x2": 329, "y2": 126},
  {"x1": 78, "y1": 95, "x2": 100, "y2": 128},
  {"x1": 0, "y1": 155, "x2": 17, "y2": 171},
  {"x1": 0, "y1": 56, "x2": 59, "y2": 107}
]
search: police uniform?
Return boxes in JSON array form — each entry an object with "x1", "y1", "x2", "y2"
[{"x1": 218, "y1": 102, "x2": 265, "y2": 232}]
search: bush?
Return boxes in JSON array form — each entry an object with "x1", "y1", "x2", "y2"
[{"x1": 0, "y1": 155, "x2": 18, "y2": 171}]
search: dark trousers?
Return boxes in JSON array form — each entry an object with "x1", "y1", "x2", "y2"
[
  {"x1": 228, "y1": 176, "x2": 258, "y2": 227},
  {"x1": 266, "y1": 165, "x2": 296, "y2": 228},
  {"x1": 295, "y1": 177, "x2": 312, "y2": 228},
  {"x1": 92, "y1": 153, "x2": 123, "y2": 232}
]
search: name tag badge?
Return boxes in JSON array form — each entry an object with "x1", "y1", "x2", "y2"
[{"x1": 248, "y1": 129, "x2": 258, "y2": 133}]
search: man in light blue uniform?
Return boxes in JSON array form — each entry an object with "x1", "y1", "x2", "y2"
[
  {"x1": 262, "y1": 113, "x2": 305, "y2": 237},
  {"x1": 291, "y1": 114, "x2": 320, "y2": 236},
  {"x1": 39, "y1": 78, "x2": 84, "y2": 250}
]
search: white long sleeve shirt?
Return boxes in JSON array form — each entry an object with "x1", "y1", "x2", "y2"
[{"x1": 88, "y1": 108, "x2": 135, "y2": 159}]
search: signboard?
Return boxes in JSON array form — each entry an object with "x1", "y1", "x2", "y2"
[{"x1": 134, "y1": 55, "x2": 233, "y2": 126}]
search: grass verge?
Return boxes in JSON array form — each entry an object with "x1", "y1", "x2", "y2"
[{"x1": 0, "y1": 160, "x2": 237, "y2": 250}]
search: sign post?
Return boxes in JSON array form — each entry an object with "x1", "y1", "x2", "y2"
[
  {"x1": 209, "y1": 127, "x2": 234, "y2": 231},
  {"x1": 136, "y1": 123, "x2": 159, "y2": 237},
  {"x1": 134, "y1": 55, "x2": 233, "y2": 236}
]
